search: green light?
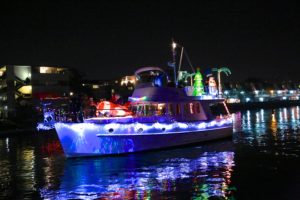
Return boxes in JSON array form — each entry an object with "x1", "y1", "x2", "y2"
[{"x1": 193, "y1": 68, "x2": 204, "y2": 96}]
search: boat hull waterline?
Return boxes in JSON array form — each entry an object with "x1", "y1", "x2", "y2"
[{"x1": 54, "y1": 119, "x2": 232, "y2": 157}]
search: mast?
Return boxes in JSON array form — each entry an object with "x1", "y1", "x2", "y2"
[{"x1": 171, "y1": 40, "x2": 177, "y2": 87}]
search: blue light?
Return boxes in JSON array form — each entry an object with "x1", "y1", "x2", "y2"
[
  {"x1": 37, "y1": 123, "x2": 54, "y2": 131},
  {"x1": 39, "y1": 151, "x2": 235, "y2": 199}
]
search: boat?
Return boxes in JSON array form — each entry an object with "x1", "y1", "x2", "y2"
[{"x1": 54, "y1": 65, "x2": 233, "y2": 157}]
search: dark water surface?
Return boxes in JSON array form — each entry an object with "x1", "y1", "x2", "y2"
[{"x1": 1, "y1": 107, "x2": 300, "y2": 199}]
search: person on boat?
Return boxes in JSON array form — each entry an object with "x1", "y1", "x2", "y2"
[
  {"x1": 112, "y1": 93, "x2": 124, "y2": 105},
  {"x1": 81, "y1": 95, "x2": 97, "y2": 118}
]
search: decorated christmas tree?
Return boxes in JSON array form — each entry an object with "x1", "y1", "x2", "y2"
[{"x1": 193, "y1": 68, "x2": 204, "y2": 96}]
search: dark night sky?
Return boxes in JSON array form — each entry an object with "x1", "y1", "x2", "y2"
[{"x1": 1, "y1": 1, "x2": 300, "y2": 81}]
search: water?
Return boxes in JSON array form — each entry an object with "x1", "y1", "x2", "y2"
[{"x1": 1, "y1": 107, "x2": 300, "y2": 199}]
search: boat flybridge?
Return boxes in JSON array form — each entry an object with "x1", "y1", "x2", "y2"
[{"x1": 54, "y1": 66, "x2": 233, "y2": 157}]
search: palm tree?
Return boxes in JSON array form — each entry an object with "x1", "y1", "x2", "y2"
[{"x1": 212, "y1": 67, "x2": 231, "y2": 97}]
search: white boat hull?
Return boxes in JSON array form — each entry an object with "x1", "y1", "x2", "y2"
[{"x1": 54, "y1": 121, "x2": 232, "y2": 157}]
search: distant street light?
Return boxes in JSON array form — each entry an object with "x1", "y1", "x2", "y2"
[{"x1": 172, "y1": 42, "x2": 177, "y2": 49}]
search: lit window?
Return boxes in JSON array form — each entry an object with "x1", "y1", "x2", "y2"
[
  {"x1": 39, "y1": 66, "x2": 64, "y2": 74},
  {"x1": 18, "y1": 85, "x2": 32, "y2": 95},
  {"x1": 189, "y1": 103, "x2": 194, "y2": 114},
  {"x1": 39, "y1": 67, "x2": 49, "y2": 73},
  {"x1": 92, "y1": 85, "x2": 99, "y2": 89}
]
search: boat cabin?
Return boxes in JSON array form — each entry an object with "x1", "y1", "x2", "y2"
[{"x1": 129, "y1": 67, "x2": 228, "y2": 122}]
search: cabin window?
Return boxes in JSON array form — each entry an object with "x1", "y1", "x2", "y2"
[
  {"x1": 131, "y1": 105, "x2": 137, "y2": 114},
  {"x1": 168, "y1": 104, "x2": 174, "y2": 115},
  {"x1": 189, "y1": 103, "x2": 195, "y2": 114},
  {"x1": 135, "y1": 105, "x2": 144, "y2": 116},
  {"x1": 184, "y1": 103, "x2": 189, "y2": 114},
  {"x1": 157, "y1": 103, "x2": 166, "y2": 115},
  {"x1": 196, "y1": 103, "x2": 200, "y2": 113},
  {"x1": 176, "y1": 104, "x2": 181, "y2": 115},
  {"x1": 145, "y1": 105, "x2": 150, "y2": 116},
  {"x1": 132, "y1": 103, "x2": 167, "y2": 116}
]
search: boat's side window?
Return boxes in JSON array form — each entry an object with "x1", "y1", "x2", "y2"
[
  {"x1": 196, "y1": 103, "x2": 201, "y2": 113},
  {"x1": 189, "y1": 102, "x2": 196, "y2": 114},
  {"x1": 137, "y1": 105, "x2": 144, "y2": 116},
  {"x1": 157, "y1": 103, "x2": 166, "y2": 115},
  {"x1": 145, "y1": 105, "x2": 153, "y2": 116},
  {"x1": 168, "y1": 104, "x2": 174, "y2": 115},
  {"x1": 184, "y1": 103, "x2": 189, "y2": 115},
  {"x1": 150, "y1": 104, "x2": 159, "y2": 116},
  {"x1": 176, "y1": 104, "x2": 181, "y2": 115}
]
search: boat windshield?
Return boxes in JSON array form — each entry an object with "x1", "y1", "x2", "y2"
[{"x1": 136, "y1": 70, "x2": 167, "y2": 87}]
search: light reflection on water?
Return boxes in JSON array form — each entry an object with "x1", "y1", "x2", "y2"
[
  {"x1": 40, "y1": 150, "x2": 235, "y2": 199},
  {"x1": 235, "y1": 106, "x2": 300, "y2": 158},
  {"x1": 1, "y1": 106, "x2": 300, "y2": 199}
]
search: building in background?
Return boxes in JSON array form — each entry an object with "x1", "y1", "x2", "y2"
[
  {"x1": 81, "y1": 80, "x2": 111, "y2": 101},
  {"x1": 81, "y1": 75, "x2": 136, "y2": 102},
  {"x1": 0, "y1": 65, "x2": 71, "y2": 118}
]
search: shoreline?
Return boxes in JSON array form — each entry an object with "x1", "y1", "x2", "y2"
[{"x1": 227, "y1": 100, "x2": 300, "y2": 112}]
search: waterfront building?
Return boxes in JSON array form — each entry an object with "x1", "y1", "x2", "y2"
[{"x1": 0, "y1": 65, "x2": 71, "y2": 118}]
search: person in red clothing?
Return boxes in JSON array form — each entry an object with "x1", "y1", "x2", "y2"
[{"x1": 111, "y1": 93, "x2": 124, "y2": 105}]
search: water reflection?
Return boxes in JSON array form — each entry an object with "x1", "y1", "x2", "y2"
[
  {"x1": 237, "y1": 106, "x2": 300, "y2": 158},
  {"x1": 240, "y1": 106, "x2": 300, "y2": 133},
  {"x1": 40, "y1": 147, "x2": 235, "y2": 199},
  {"x1": 0, "y1": 140, "x2": 37, "y2": 199}
]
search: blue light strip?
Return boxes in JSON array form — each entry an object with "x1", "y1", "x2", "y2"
[{"x1": 53, "y1": 117, "x2": 232, "y2": 135}]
